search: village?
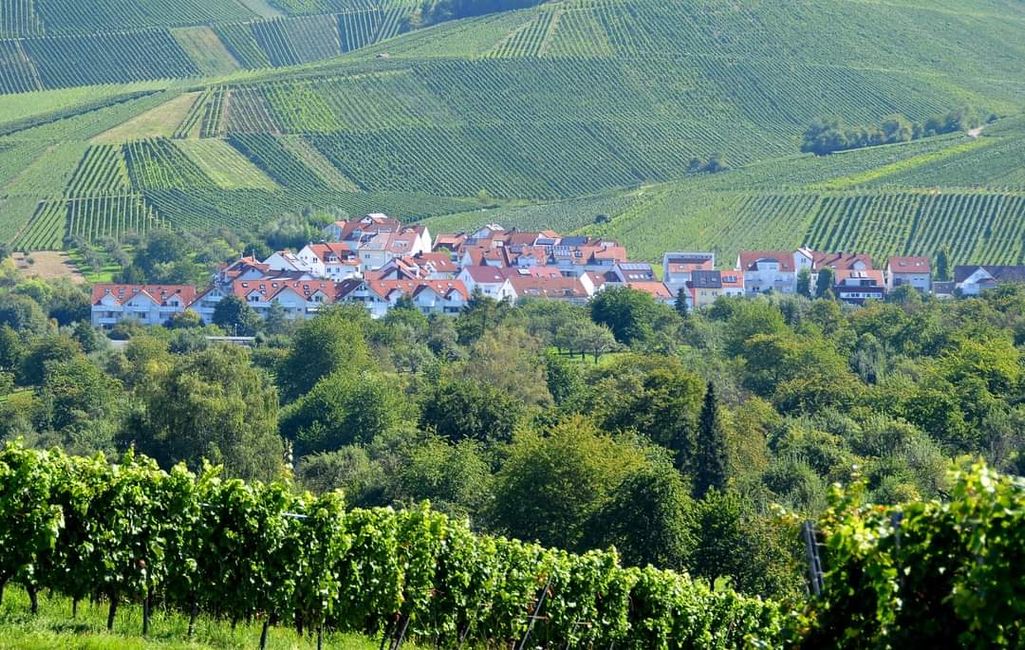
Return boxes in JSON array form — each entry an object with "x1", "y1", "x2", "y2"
[{"x1": 89, "y1": 213, "x2": 1018, "y2": 328}]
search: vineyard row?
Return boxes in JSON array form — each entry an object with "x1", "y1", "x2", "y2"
[{"x1": 0, "y1": 444, "x2": 787, "y2": 648}]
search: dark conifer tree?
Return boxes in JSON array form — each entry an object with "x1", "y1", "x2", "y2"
[{"x1": 694, "y1": 382, "x2": 728, "y2": 498}]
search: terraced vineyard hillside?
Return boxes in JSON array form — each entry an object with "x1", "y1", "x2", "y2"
[
  {"x1": 0, "y1": 0, "x2": 422, "y2": 92},
  {"x1": 0, "y1": 0, "x2": 1022, "y2": 263}
]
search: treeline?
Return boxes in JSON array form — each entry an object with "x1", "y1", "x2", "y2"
[
  {"x1": 801, "y1": 107, "x2": 991, "y2": 155},
  {"x1": 0, "y1": 443, "x2": 787, "y2": 649},
  {"x1": 419, "y1": 0, "x2": 547, "y2": 25}
]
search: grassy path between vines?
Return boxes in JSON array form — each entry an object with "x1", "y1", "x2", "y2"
[{"x1": 0, "y1": 590, "x2": 390, "y2": 649}]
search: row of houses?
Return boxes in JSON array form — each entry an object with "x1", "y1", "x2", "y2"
[{"x1": 87, "y1": 214, "x2": 1022, "y2": 328}]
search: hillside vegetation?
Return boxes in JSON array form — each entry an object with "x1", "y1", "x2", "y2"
[{"x1": 0, "y1": 0, "x2": 1022, "y2": 263}]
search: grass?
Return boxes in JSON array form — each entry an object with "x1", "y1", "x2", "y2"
[
  {"x1": 65, "y1": 249, "x2": 120, "y2": 283},
  {"x1": 92, "y1": 93, "x2": 200, "y2": 144},
  {"x1": 170, "y1": 27, "x2": 243, "y2": 77},
  {"x1": 0, "y1": 590, "x2": 386, "y2": 650},
  {"x1": 177, "y1": 139, "x2": 278, "y2": 190}
]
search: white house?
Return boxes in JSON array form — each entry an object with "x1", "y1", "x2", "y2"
[
  {"x1": 738, "y1": 250, "x2": 812, "y2": 295},
  {"x1": 263, "y1": 251, "x2": 314, "y2": 274},
  {"x1": 458, "y1": 266, "x2": 516, "y2": 301},
  {"x1": 663, "y1": 252, "x2": 715, "y2": 291},
  {"x1": 507, "y1": 274, "x2": 595, "y2": 305},
  {"x1": 833, "y1": 270, "x2": 886, "y2": 304},
  {"x1": 323, "y1": 213, "x2": 402, "y2": 241},
  {"x1": 296, "y1": 243, "x2": 360, "y2": 280},
  {"x1": 232, "y1": 280, "x2": 335, "y2": 321},
  {"x1": 886, "y1": 256, "x2": 932, "y2": 293},
  {"x1": 611, "y1": 262, "x2": 657, "y2": 283},
  {"x1": 337, "y1": 279, "x2": 469, "y2": 318},
  {"x1": 191, "y1": 286, "x2": 230, "y2": 324},
  {"x1": 955, "y1": 266, "x2": 1025, "y2": 296},
  {"x1": 91, "y1": 284, "x2": 197, "y2": 328}
]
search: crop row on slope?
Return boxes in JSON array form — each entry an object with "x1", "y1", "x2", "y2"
[
  {"x1": 169, "y1": 26, "x2": 243, "y2": 77},
  {"x1": 805, "y1": 190, "x2": 1025, "y2": 266},
  {"x1": 123, "y1": 138, "x2": 216, "y2": 192},
  {"x1": 0, "y1": 89, "x2": 158, "y2": 138},
  {"x1": 0, "y1": 140, "x2": 84, "y2": 197},
  {"x1": 252, "y1": 14, "x2": 341, "y2": 66},
  {"x1": 0, "y1": 194, "x2": 41, "y2": 242},
  {"x1": 15, "y1": 30, "x2": 198, "y2": 90},
  {"x1": 859, "y1": 135, "x2": 1025, "y2": 189},
  {"x1": 65, "y1": 144, "x2": 130, "y2": 196},
  {"x1": 0, "y1": 3, "x2": 417, "y2": 92},
  {"x1": 0, "y1": 0, "x2": 44, "y2": 38},
  {"x1": 177, "y1": 138, "x2": 278, "y2": 190},
  {"x1": 173, "y1": 87, "x2": 212, "y2": 139},
  {"x1": 0, "y1": 443, "x2": 789, "y2": 648},
  {"x1": 590, "y1": 182, "x2": 1025, "y2": 266},
  {"x1": 227, "y1": 132, "x2": 327, "y2": 192},
  {"x1": 202, "y1": 41, "x2": 1002, "y2": 199},
  {"x1": 138, "y1": 184, "x2": 476, "y2": 235},
  {"x1": 31, "y1": 0, "x2": 256, "y2": 35},
  {"x1": 223, "y1": 86, "x2": 281, "y2": 135},
  {"x1": 63, "y1": 194, "x2": 161, "y2": 241},
  {"x1": 0, "y1": 40, "x2": 40, "y2": 92},
  {"x1": 422, "y1": 191, "x2": 642, "y2": 235},
  {"x1": 11, "y1": 197, "x2": 64, "y2": 249}
]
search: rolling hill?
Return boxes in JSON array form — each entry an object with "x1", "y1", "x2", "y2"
[{"x1": 0, "y1": 0, "x2": 1023, "y2": 265}]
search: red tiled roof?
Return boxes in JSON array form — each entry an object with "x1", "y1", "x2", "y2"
[
  {"x1": 812, "y1": 252, "x2": 874, "y2": 271},
  {"x1": 462, "y1": 266, "x2": 509, "y2": 283},
  {"x1": 834, "y1": 269, "x2": 885, "y2": 284},
  {"x1": 92, "y1": 284, "x2": 197, "y2": 307},
  {"x1": 592, "y1": 245, "x2": 628, "y2": 261},
  {"x1": 720, "y1": 270, "x2": 744, "y2": 288},
  {"x1": 667, "y1": 258, "x2": 715, "y2": 274},
  {"x1": 627, "y1": 281, "x2": 674, "y2": 299},
  {"x1": 306, "y1": 242, "x2": 355, "y2": 262},
  {"x1": 331, "y1": 214, "x2": 403, "y2": 241},
  {"x1": 888, "y1": 256, "x2": 931, "y2": 273},
  {"x1": 414, "y1": 252, "x2": 458, "y2": 271},
  {"x1": 433, "y1": 233, "x2": 467, "y2": 251},
  {"x1": 585, "y1": 271, "x2": 612, "y2": 289},
  {"x1": 508, "y1": 275, "x2": 591, "y2": 299},
  {"x1": 739, "y1": 251, "x2": 795, "y2": 272},
  {"x1": 232, "y1": 280, "x2": 336, "y2": 302},
  {"x1": 367, "y1": 279, "x2": 469, "y2": 301},
  {"x1": 502, "y1": 266, "x2": 565, "y2": 278}
]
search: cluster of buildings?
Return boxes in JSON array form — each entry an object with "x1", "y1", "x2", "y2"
[{"x1": 87, "y1": 213, "x2": 1018, "y2": 329}]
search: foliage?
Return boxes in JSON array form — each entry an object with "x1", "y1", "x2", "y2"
[
  {"x1": 801, "y1": 108, "x2": 983, "y2": 156},
  {"x1": 590, "y1": 286, "x2": 674, "y2": 345},
  {"x1": 0, "y1": 442, "x2": 791, "y2": 647},
  {"x1": 587, "y1": 462, "x2": 695, "y2": 571},
  {"x1": 490, "y1": 416, "x2": 647, "y2": 550},
  {"x1": 804, "y1": 464, "x2": 1025, "y2": 648},
  {"x1": 124, "y1": 345, "x2": 284, "y2": 482},
  {"x1": 211, "y1": 295, "x2": 260, "y2": 336},
  {"x1": 694, "y1": 382, "x2": 728, "y2": 498},
  {"x1": 280, "y1": 370, "x2": 408, "y2": 456},
  {"x1": 419, "y1": 377, "x2": 525, "y2": 445},
  {"x1": 277, "y1": 308, "x2": 373, "y2": 401}
]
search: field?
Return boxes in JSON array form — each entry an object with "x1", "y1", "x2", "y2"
[
  {"x1": 0, "y1": 0, "x2": 424, "y2": 93},
  {"x1": 0, "y1": 0, "x2": 1021, "y2": 260}
]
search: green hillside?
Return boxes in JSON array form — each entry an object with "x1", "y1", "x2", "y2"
[{"x1": 0, "y1": 0, "x2": 1023, "y2": 262}]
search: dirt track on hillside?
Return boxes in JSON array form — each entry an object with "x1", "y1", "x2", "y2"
[{"x1": 13, "y1": 252, "x2": 85, "y2": 284}]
